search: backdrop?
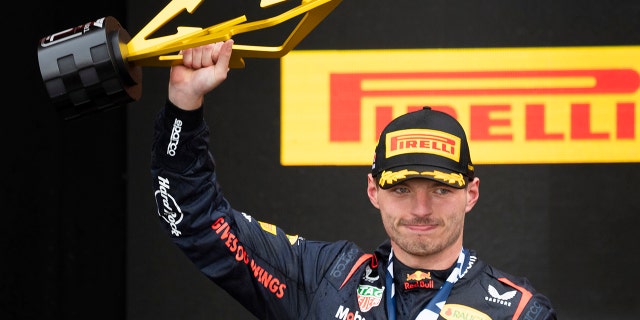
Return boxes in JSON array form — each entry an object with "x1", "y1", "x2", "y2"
[
  {"x1": 10, "y1": 0, "x2": 640, "y2": 319},
  {"x1": 126, "y1": 1, "x2": 640, "y2": 319}
]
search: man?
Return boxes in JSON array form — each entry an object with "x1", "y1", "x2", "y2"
[{"x1": 151, "y1": 40, "x2": 556, "y2": 319}]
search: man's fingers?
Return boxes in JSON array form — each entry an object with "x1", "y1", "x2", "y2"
[
  {"x1": 192, "y1": 45, "x2": 204, "y2": 68},
  {"x1": 181, "y1": 47, "x2": 193, "y2": 67},
  {"x1": 181, "y1": 40, "x2": 233, "y2": 70},
  {"x1": 214, "y1": 39, "x2": 234, "y2": 73}
]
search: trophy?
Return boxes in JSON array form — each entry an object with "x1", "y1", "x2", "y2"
[{"x1": 37, "y1": 0, "x2": 342, "y2": 120}]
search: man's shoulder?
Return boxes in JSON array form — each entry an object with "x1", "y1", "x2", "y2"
[{"x1": 457, "y1": 256, "x2": 556, "y2": 320}]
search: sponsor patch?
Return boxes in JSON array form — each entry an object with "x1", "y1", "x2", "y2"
[
  {"x1": 441, "y1": 304, "x2": 490, "y2": 320},
  {"x1": 335, "y1": 304, "x2": 367, "y2": 320},
  {"x1": 259, "y1": 221, "x2": 278, "y2": 236},
  {"x1": 155, "y1": 176, "x2": 183, "y2": 236},
  {"x1": 486, "y1": 284, "x2": 517, "y2": 306},
  {"x1": 386, "y1": 128, "x2": 461, "y2": 161},
  {"x1": 357, "y1": 284, "x2": 383, "y2": 312},
  {"x1": 403, "y1": 270, "x2": 434, "y2": 291},
  {"x1": 211, "y1": 217, "x2": 287, "y2": 298}
]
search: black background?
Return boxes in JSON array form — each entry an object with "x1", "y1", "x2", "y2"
[{"x1": 8, "y1": 0, "x2": 640, "y2": 319}]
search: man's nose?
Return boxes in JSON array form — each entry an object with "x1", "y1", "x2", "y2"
[{"x1": 412, "y1": 192, "x2": 433, "y2": 216}]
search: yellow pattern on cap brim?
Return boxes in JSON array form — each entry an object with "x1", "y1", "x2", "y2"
[{"x1": 379, "y1": 169, "x2": 466, "y2": 188}]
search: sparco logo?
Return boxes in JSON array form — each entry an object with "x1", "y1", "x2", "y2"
[
  {"x1": 167, "y1": 118, "x2": 183, "y2": 156},
  {"x1": 330, "y1": 248, "x2": 358, "y2": 278},
  {"x1": 155, "y1": 176, "x2": 183, "y2": 236}
]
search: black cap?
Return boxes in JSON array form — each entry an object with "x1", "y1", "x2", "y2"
[{"x1": 371, "y1": 107, "x2": 474, "y2": 189}]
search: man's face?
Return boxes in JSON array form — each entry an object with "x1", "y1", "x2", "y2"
[{"x1": 367, "y1": 174, "x2": 479, "y2": 268}]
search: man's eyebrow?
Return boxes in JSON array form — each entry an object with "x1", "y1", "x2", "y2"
[{"x1": 404, "y1": 179, "x2": 457, "y2": 189}]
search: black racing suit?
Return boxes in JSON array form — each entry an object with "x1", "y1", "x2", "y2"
[{"x1": 151, "y1": 102, "x2": 557, "y2": 320}]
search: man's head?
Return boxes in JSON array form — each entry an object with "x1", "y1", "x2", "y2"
[
  {"x1": 367, "y1": 107, "x2": 479, "y2": 268},
  {"x1": 371, "y1": 107, "x2": 474, "y2": 189}
]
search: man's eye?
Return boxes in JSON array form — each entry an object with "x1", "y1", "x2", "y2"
[
  {"x1": 393, "y1": 187, "x2": 409, "y2": 194},
  {"x1": 435, "y1": 188, "x2": 451, "y2": 195}
]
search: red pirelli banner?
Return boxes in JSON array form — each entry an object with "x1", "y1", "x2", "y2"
[{"x1": 281, "y1": 46, "x2": 640, "y2": 165}]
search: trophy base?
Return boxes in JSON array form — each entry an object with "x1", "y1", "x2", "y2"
[{"x1": 38, "y1": 17, "x2": 142, "y2": 120}]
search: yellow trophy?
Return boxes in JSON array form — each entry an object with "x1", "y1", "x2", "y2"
[{"x1": 37, "y1": 0, "x2": 342, "y2": 119}]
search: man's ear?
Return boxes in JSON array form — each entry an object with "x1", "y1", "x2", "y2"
[
  {"x1": 465, "y1": 177, "x2": 480, "y2": 213},
  {"x1": 367, "y1": 174, "x2": 380, "y2": 209}
]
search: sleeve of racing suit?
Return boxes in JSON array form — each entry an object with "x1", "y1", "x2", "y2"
[{"x1": 150, "y1": 101, "x2": 354, "y2": 319}]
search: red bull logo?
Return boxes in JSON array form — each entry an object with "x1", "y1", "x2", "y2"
[
  {"x1": 404, "y1": 270, "x2": 434, "y2": 290},
  {"x1": 406, "y1": 270, "x2": 431, "y2": 281}
]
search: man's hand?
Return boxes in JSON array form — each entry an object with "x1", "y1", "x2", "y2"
[{"x1": 168, "y1": 39, "x2": 234, "y2": 111}]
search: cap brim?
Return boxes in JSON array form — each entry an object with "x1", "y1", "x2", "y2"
[{"x1": 377, "y1": 165, "x2": 467, "y2": 189}]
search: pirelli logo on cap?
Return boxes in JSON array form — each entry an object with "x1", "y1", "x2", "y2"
[
  {"x1": 281, "y1": 46, "x2": 640, "y2": 165},
  {"x1": 386, "y1": 129, "x2": 461, "y2": 161}
]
